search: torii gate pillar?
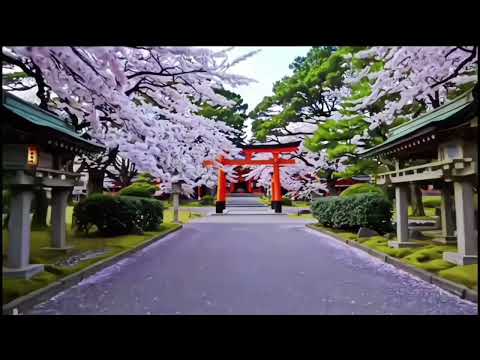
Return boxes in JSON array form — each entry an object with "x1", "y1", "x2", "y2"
[
  {"x1": 271, "y1": 154, "x2": 283, "y2": 213},
  {"x1": 216, "y1": 168, "x2": 227, "y2": 213}
]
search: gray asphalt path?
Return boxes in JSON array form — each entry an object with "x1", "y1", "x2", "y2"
[{"x1": 26, "y1": 214, "x2": 477, "y2": 315}]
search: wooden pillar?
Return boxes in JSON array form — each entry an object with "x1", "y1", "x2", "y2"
[
  {"x1": 172, "y1": 182, "x2": 181, "y2": 224},
  {"x1": 272, "y1": 154, "x2": 282, "y2": 213},
  {"x1": 444, "y1": 180, "x2": 477, "y2": 265}
]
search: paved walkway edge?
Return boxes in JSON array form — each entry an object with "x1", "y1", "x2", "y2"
[
  {"x1": 3, "y1": 224, "x2": 184, "y2": 315},
  {"x1": 305, "y1": 224, "x2": 478, "y2": 304}
]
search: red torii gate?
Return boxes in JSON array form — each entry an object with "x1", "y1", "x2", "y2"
[{"x1": 204, "y1": 141, "x2": 300, "y2": 214}]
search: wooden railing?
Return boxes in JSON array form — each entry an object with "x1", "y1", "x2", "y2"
[{"x1": 376, "y1": 158, "x2": 475, "y2": 184}]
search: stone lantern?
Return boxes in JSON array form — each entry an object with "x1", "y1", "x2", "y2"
[{"x1": 2, "y1": 91, "x2": 104, "y2": 279}]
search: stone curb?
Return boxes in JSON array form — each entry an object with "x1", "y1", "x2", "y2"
[
  {"x1": 306, "y1": 224, "x2": 477, "y2": 304},
  {"x1": 3, "y1": 224, "x2": 184, "y2": 315}
]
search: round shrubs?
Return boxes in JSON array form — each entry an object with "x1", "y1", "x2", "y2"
[
  {"x1": 73, "y1": 194, "x2": 163, "y2": 236},
  {"x1": 339, "y1": 183, "x2": 387, "y2": 198},
  {"x1": 312, "y1": 193, "x2": 393, "y2": 234},
  {"x1": 119, "y1": 182, "x2": 156, "y2": 198}
]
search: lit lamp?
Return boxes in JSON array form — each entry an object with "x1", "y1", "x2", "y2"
[{"x1": 27, "y1": 145, "x2": 39, "y2": 167}]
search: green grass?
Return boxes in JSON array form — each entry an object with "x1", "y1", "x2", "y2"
[
  {"x1": 3, "y1": 222, "x2": 181, "y2": 304},
  {"x1": 290, "y1": 201, "x2": 311, "y2": 208},
  {"x1": 288, "y1": 213, "x2": 315, "y2": 220},
  {"x1": 309, "y1": 224, "x2": 477, "y2": 290},
  {"x1": 3, "y1": 204, "x2": 195, "y2": 304},
  {"x1": 402, "y1": 245, "x2": 457, "y2": 272},
  {"x1": 361, "y1": 236, "x2": 414, "y2": 258},
  {"x1": 439, "y1": 264, "x2": 478, "y2": 289},
  {"x1": 163, "y1": 209, "x2": 203, "y2": 223},
  {"x1": 422, "y1": 195, "x2": 441, "y2": 208}
]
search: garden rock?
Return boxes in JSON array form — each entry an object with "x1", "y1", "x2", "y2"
[
  {"x1": 357, "y1": 227, "x2": 379, "y2": 238},
  {"x1": 298, "y1": 209, "x2": 311, "y2": 215}
]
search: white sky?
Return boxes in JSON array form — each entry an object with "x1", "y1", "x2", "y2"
[{"x1": 205, "y1": 46, "x2": 312, "y2": 139}]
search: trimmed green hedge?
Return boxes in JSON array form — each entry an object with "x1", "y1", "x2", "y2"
[
  {"x1": 340, "y1": 183, "x2": 387, "y2": 198},
  {"x1": 312, "y1": 193, "x2": 393, "y2": 234},
  {"x1": 73, "y1": 194, "x2": 163, "y2": 236},
  {"x1": 119, "y1": 182, "x2": 156, "y2": 198},
  {"x1": 123, "y1": 196, "x2": 164, "y2": 231}
]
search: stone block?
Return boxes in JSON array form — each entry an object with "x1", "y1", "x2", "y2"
[
  {"x1": 443, "y1": 252, "x2": 478, "y2": 265},
  {"x1": 357, "y1": 227, "x2": 379, "y2": 238},
  {"x1": 408, "y1": 229, "x2": 429, "y2": 240},
  {"x1": 3, "y1": 264, "x2": 44, "y2": 279},
  {"x1": 388, "y1": 240, "x2": 425, "y2": 248}
]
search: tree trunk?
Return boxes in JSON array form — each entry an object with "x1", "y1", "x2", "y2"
[
  {"x1": 31, "y1": 188, "x2": 48, "y2": 228},
  {"x1": 87, "y1": 168, "x2": 105, "y2": 195},
  {"x1": 172, "y1": 182, "x2": 181, "y2": 224},
  {"x1": 325, "y1": 171, "x2": 338, "y2": 196},
  {"x1": 408, "y1": 183, "x2": 425, "y2": 217}
]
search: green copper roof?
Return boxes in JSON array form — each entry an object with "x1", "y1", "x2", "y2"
[
  {"x1": 2, "y1": 91, "x2": 104, "y2": 151},
  {"x1": 360, "y1": 89, "x2": 475, "y2": 157}
]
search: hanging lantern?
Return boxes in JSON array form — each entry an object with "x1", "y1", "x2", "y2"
[{"x1": 27, "y1": 145, "x2": 39, "y2": 166}]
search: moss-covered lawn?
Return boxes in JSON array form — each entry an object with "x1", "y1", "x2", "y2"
[
  {"x1": 3, "y1": 205, "x2": 202, "y2": 305},
  {"x1": 2, "y1": 223, "x2": 181, "y2": 304},
  {"x1": 163, "y1": 209, "x2": 203, "y2": 223},
  {"x1": 309, "y1": 224, "x2": 477, "y2": 290}
]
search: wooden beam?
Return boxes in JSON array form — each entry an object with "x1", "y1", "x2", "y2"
[{"x1": 222, "y1": 159, "x2": 296, "y2": 166}]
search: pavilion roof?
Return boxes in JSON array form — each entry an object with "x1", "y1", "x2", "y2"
[
  {"x1": 359, "y1": 88, "x2": 477, "y2": 158},
  {"x1": 2, "y1": 91, "x2": 104, "y2": 152}
]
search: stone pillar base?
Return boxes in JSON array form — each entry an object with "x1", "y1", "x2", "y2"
[
  {"x1": 443, "y1": 252, "x2": 478, "y2": 265},
  {"x1": 432, "y1": 236, "x2": 457, "y2": 245},
  {"x1": 388, "y1": 241, "x2": 425, "y2": 248},
  {"x1": 3, "y1": 264, "x2": 44, "y2": 279},
  {"x1": 271, "y1": 201, "x2": 282, "y2": 213},
  {"x1": 215, "y1": 201, "x2": 225, "y2": 214}
]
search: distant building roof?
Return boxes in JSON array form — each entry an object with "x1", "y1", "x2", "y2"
[
  {"x1": 2, "y1": 91, "x2": 105, "y2": 152},
  {"x1": 241, "y1": 140, "x2": 301, "y2": 150},
  {"x1": 359, "y1": 89, "x2": 477, "y2": 158}
]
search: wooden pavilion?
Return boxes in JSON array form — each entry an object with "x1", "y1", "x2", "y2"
[{"x1": 360, "y1": 87, "x2": 478, "y2": 265}]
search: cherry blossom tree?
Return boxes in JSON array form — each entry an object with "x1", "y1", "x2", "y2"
[
  {"x1": 326, "y1": 46, "x2": 478, "y2": 214},
  {"x1": 2, "y1": 46, "x2": 258, "y2": 195},
  {"x1": 342, "y1": 46, "x2": 478, "y2": 130}
]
